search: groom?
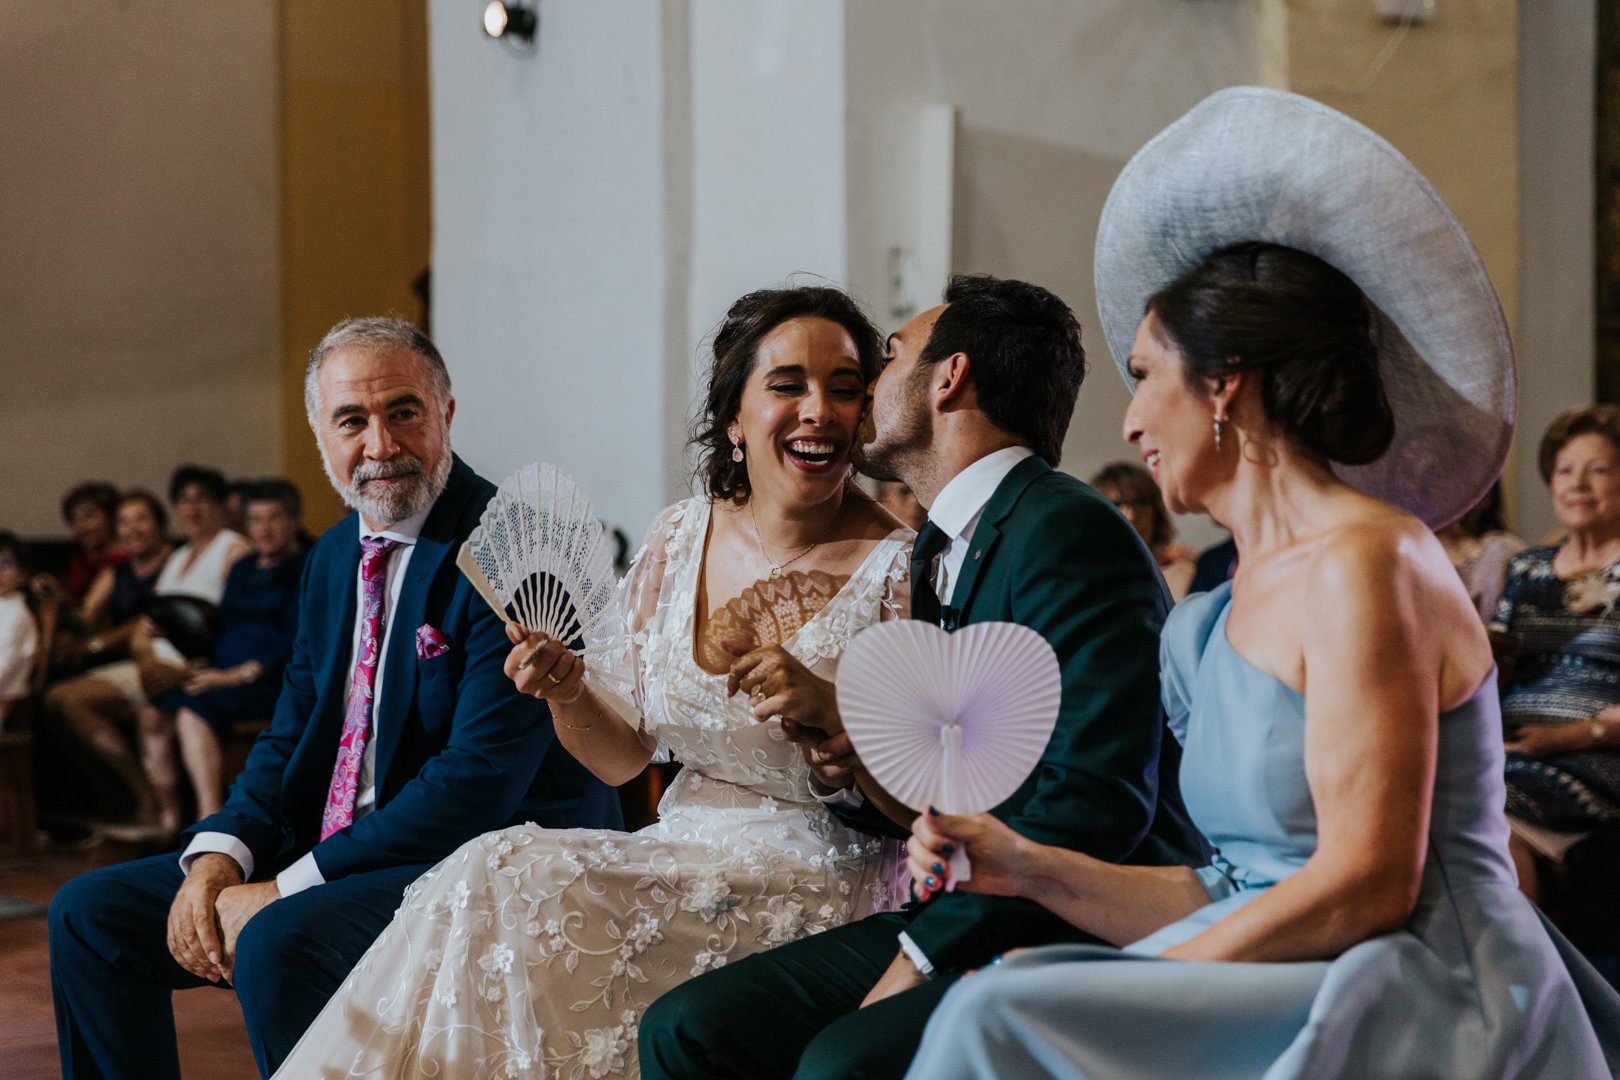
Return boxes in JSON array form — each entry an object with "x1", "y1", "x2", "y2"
[
  {"x1": 640, "y1": 275, "x2": 1207, "y2": 1079},
  {"x1": 49, "y1": 317, "x2": 621, "y2": 1079}
]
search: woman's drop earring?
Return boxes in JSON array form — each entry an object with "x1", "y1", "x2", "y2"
[
  {"x1": 731, "y1": 441, "x2": 745, "y2": 463},
  {"x1": 1213, "y1": 415, "x2": 1224, "y2": 452}
]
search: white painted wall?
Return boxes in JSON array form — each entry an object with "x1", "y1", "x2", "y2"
[
  {"x1": 429, "y1": 0, "x2": 672, "y2": 541},
  {"x1": 0, "y1": 3, "x2": 280, "y2": 536},
  {"x1": 844, "y1": 0, "x2": 1262, "y2": 551},
  {"x1": 685, "y1": 0, "x2": 848, "y2": 411},
  {"x1": 432, "y1": 0, "x2": 848, "y2": 541},
  {"x1": 1514, "y1": 0, "x2": 1596, "y2": 542},
  {"x1": 434, "y1": 0, "x2": 1565, "y2": 556}
]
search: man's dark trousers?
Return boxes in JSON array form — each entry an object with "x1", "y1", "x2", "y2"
[{"x1": 49, "y1": 853, "x2": 427, "y2": 1078}]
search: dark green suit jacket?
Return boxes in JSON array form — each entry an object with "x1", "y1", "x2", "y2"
[{"x1": 843, "y1": 454, "x2": 1206, "y2": 972}]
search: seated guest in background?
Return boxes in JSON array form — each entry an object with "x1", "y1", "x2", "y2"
[
  {"x1": 141, "y1": 479, "x2": 309, "y2": 825},
  {"x1": 275, "y1": 284, "x2": 911, "y2": 1079},
  {"x1": 872, "y1": 478, "x2": 927, "y2": 530},
  {"x1": 1497, "y1": 405, "x2": 1620, "y2": 904},
  {"x1": 640, "y1": 275, "x2": 1205, "y2": 1080},
  {"x1": 50, "y1": 315, "x2": 620, "y2": 1080},
  {"x1": 900, "y1": 89, "x2": 1620, "y2": 1080},
  {"x1": 43, "y1": 482, "x2": 125, "y2": 605},
  {"x1": 45, "y1": 468, "x2": 249, "y2": 831},
  {"x1": 81, "y1": 490, "x2": 174, "y2": 639},
  {"x1": 1091, "y1": 460, "x2": 1197, "y2": 600},
  {"x1": 223, "y1": 477, "x2": 254, "y2": 534},
  {"x1": 1188, "y1": 532, "x2": 1237, "y2": 594},
  {"x1": 1438, "y1": 480, "x2": 1524, "y2": 622},
  {"x1": 41, "y1": 490, "x2": 176, "y2": 820},
  {"x1": 29, "y1": 483, "x2": 125, "y2": 677},
  {"x1": 156, "y1": 464, "x2": 250, "y2": 605},
  {"x1": 0, "y1": 532, "x2": 40, "y2": 727}
]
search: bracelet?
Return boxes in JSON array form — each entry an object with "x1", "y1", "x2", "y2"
[{"x1": 557, "y1": 718, "x2": 595, "y2": 731}]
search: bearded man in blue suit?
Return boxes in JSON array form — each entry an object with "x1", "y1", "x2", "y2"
[{"x1": 49, "y1": 317, "x2": 622, "y2": 1079}]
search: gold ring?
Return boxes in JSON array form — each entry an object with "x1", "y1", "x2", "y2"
[{"x1": 545, "y1": 671, "x2": 562, "y2": 686}]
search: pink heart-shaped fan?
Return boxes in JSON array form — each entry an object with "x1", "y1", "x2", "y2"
[{"x1": 836, "y1": 620, "x2": 1061, "y2": 885}]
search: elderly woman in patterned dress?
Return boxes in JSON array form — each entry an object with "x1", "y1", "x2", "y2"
[
  {"x1": 275, "y1": 285, "x2": 912, "y2": 1079},
  {"x1": 1497, "y1": 405, "x2": 1620, "y2": 902}
]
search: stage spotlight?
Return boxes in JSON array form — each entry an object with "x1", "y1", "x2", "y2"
[{"x1": 483, "y1": 2, "x2": 537, "y2": 45}]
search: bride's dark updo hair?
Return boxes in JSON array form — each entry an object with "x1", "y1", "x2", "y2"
[
  {"x1": 1146, "y1": 241, "x2": 1395, "y2": 466},
  {"x1": 691, "y1": 285, "x2": 884, "y2": 501}
]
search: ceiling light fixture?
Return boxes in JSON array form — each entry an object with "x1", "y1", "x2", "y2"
[{"x1": 483, "y1": 2, "x2": 537, "y2": 46}]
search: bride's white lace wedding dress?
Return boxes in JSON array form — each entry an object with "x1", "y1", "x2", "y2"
[{"x1": 276, "y1": 499, "x2": 911, "y2": 1079}]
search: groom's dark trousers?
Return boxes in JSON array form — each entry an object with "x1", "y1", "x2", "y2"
[
  {"x1": 49, "y1": 457, "x2": 621, "y2": 1079},
  {"x1": 640, "y1": 456, "x2": 1208, "y2": 1080}
]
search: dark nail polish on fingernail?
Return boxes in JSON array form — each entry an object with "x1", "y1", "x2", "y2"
[
  {"x1": 942, "y1": 843, "x2": 955, "y2": 855},
  {"x1": 932, "y1": 862, "x2": 944, "y2": 875},
  {"x1": 928, "y1": 806, "x2": 939, "y2": 816},
  {"x1": 925, "y1": 875, "x2": 936, "y2": 888}
]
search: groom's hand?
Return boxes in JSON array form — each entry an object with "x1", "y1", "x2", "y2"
[
  {"x1": 215, "y1": 880, "x2": 282, "y2": 982},
  {"x1": 167, "y1": 853, "x2": 242, "y2": 982},
  {"x1": 799, "y1": 730, "x2": 859, "y2": 791},
  {"x1": 859, "y1": 950, "x2": 927, "y2": 1008}
]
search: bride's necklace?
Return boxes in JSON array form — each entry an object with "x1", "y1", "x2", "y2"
[{"x1": 748, "y1": 497, "x2": 841, "y2": 579}]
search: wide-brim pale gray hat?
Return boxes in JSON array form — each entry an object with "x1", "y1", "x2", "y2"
[{"x1": 1094, "y1": 86, "x2": 1515, "y2": 528}]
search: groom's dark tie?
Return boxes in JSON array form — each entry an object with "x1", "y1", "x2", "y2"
[{"x1": 910, "y1": 520, "x2": 950, "y2": 626}]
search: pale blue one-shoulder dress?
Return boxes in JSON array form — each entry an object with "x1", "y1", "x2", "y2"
[{"x1": 905, "y1": 584, "x2": 1620, "y2": 1079}]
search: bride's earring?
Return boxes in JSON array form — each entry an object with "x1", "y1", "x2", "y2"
[
  {"x1": 731, "y1": 440, "x2": 745, "y2": 463},
  {"x1": 1213, "y1": 413, "x2": 1225, "y2": 452}
]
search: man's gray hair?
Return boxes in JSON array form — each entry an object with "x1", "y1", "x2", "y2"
[{"x1": 304, "y1": 316, "x2": 452, "y2": 424}]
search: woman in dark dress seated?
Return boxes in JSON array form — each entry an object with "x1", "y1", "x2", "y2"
[
  {"x1": 144, "y1": 480, "x2": 306, "y2": 822},
  {"x1": 40, "y1": 492, "x2": 174, "y2": 822}
]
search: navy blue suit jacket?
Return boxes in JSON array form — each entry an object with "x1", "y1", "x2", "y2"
[{"x1": 185, "y1": 455, "x2": 621, "y2": 881}]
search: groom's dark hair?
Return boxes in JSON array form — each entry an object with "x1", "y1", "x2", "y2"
[{"x1": 920, "y1": 274, "x2": 1086, "y2": 466}]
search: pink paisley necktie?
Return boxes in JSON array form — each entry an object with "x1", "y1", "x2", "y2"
[{"x1": 320, "y1": 535, "x2": 401, "y2": 840}]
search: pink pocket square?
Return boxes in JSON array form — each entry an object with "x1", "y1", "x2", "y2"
[{"x1": 416, "y1": 624, "x2": 450, "y2": 660}]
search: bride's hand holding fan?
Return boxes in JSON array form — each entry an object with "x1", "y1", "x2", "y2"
[{"x1": 504, "y1": 624, "x2": 586, "y2": 704}]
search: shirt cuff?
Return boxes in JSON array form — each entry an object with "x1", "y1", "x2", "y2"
[
  {"x1": 809, "y1": 778, "x2": 866, "y2": 809},
  {"x1": 275, "y1": 852, "x2": 326, "y2": 897},
  {"x1": 897, "y1": 931, "x2": 934, "y2": 978},
  {"x1": 180, "y1": 833, "x2": 254, "y2": 881}
]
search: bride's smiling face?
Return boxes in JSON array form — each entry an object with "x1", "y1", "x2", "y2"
[{"x1": 729, "y1": 316, "x2": 868, "y2": 507}]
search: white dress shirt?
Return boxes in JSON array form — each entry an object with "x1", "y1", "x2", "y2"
[
  {"x1": 181, "y1": 504, "x2": 433, "y2": 896},
  {"x1": 893, "y1": 445, "x2": 1033, "y2": 976},
  {"x1": 0, "y1": 591, "x2": 39, "y2": 713},
  {"x1": 919, "y1": 445, "x2": 1035, "y2": 612}
]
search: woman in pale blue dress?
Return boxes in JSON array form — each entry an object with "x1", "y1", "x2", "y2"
[{"x1": 900, "y1": 90, "x2": 1620, "y2": 1080}]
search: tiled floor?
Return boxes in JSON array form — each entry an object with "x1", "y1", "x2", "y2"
[{"x1": 0, "y1": 843, "x2": 256, "y2": 1079}]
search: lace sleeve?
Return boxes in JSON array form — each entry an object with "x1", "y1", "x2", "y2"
[
  {"x1": 584, "y1": 502, "x2": 686, "y2": 735},
  {"x1": 878, "y1": 533, "x2": 913, "y2": 623}
]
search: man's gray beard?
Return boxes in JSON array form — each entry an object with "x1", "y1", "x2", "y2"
[{"x1": 321, "y1": 436, "x2": 453, "y2": 526}]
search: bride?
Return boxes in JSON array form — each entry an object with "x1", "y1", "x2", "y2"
[{"x1": 274, "y1": 285, "x2": 912, "y2": 1079}]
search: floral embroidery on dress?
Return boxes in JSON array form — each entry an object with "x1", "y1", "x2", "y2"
[{"x1": 274, "y1": 499, "x2": 912, "y2": 1079}]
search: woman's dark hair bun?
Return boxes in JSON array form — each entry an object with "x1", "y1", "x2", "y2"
[{"x1": 1147, "y1": 241, "x2": 1395, "y2": 466}]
